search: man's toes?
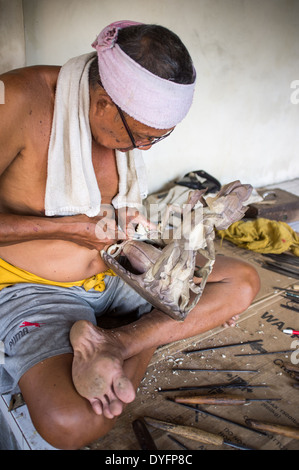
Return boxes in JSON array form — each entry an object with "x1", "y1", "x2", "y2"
[
  {"x1": 89, "y1": 397, "x2": 103, "y2": 415},
  {"x1": 108, "y1": 399, "x2": 123, "y2": 417},
  {"x1": 113, "y1": 375, "x2": 135, "y2": 404}
]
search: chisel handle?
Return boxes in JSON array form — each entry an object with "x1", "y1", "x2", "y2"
[
  {"x1": 284, "y1": 363, "x2": 299, "y2": 373},
  {"x1": 175, "y1": 394, "x2": 247, "y2": 405},
  {"x1": 144, "y1": 416, "x2": 223, "y2": 446},
  {"x1": 246, "y1": 419, "x2": 299, "y2": 440}
]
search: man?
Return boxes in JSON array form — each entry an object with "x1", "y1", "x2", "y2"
[{"x1": 0, "y1": 21, "x2": 260, "y2": 449}]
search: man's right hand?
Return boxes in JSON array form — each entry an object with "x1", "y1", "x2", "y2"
[{"x1": 56, "y1": 206, "x2": 125, "y2": 250}]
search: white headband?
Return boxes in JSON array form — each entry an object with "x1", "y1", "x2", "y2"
[{"x1": 92, "y1": 21, "x2": 196, "y2": 129}]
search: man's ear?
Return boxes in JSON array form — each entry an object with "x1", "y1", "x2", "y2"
[{"x1": 94, "y1": 88, "x2": 114, "y2": 116}]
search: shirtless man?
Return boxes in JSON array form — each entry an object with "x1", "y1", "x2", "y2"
[{"x1": 0, "y1": 22, "x2": 260, "y2": 449}]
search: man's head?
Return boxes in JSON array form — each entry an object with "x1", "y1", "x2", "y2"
[
  {"x1": 90, "y1": 23, "x2": 195, "y2": 87},
  {"x1": 89, "y1": 21, "x2": 196, "y2": 151}
]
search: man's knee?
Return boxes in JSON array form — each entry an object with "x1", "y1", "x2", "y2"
[
  {"x1": 33, "y1": 402, "x2": 112, "y2": 450},
  {"x1": 234, "y1": 260, "x2": 260, "y2": 308}
]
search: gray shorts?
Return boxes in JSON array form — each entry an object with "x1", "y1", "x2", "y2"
[{"x1": 0, "y1": 276, "x2": 152, "y2": 394}]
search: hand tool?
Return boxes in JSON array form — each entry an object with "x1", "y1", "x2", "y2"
[
  {"x1": 274, "y1": 286, "x2": 299, "y2": 295},
  {"x1": 132, "y1": 418, "x2": 158, "y2": 450},
  {"x1": 262, "y1": 261, "x2": 299, "y2": 278},
  {"x1": 245, "y1": 419, "x2": 299, "y2": 440},
  {"x1": 158, "y1": 382, "x2": 268, "y2": 393},
  {"x1": 174, "y1": 394, "x2": 281, "y2": 405},
  {"x1": 144, "y1": 416, "x2": 254, "y2": 450},
  {"x1": 283, "y1": 328, "x2": 299, "y2": 336},
  {"x1": 281, "y1": 362, "x2": 299, "y2": 373},
  {"x1": 235, "y1": 349, "x2": 293, "y2": 357},
  {"x1": 273, "y1": 284, "x2": 299, "y2": 294},
  {"x1": 183, "y1": 339, "x2": 263, "y2": 355},
  {"x1": 166, "y1": 397, "x2": 267, "y2": 436},
  {"x1": 173, "y1": 368, "x2": 259, "y2": 373},
  {"x1": 281, "y1": 303, "x2": 299, "y2": 313},
  {"x1": 283, "y1": 291, "x2": 299, "y2": 301}
]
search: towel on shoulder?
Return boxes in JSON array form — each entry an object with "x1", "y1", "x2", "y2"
[{"x1": 45, "y1": 53, "x2": 148, "y2": 217}]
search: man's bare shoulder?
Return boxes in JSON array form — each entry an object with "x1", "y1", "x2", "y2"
[
  {"x1": 0, "y1": 65, "x2": 60, "y2": 101},
  {"x1": 0, "y1": 65, "x2": 60, "y2": 175}
]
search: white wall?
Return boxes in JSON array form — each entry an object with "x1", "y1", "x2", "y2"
[
  {"x1": 0, "y1": 0, "x2": 25, "y2": 73},
  {"x1": 3, "y1": 0, "x2": 299, "y2": 193}
]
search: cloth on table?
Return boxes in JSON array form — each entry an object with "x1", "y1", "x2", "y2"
[{"x1": 217, "y1": 218, "x2": 299, "y2": 256}]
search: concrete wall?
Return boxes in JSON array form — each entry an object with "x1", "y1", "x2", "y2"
[
  {"x1": 0, "y1": 0, "x2": 25, "y2": 73},
  {"x1": 1, "y1": 0, "x2": 299, "y2": 193}
]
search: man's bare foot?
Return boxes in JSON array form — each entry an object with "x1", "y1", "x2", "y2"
[{"x1": 69, "y1": 320, "x2": 135, "y2": 419}]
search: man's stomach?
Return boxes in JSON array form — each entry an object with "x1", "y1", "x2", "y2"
[{"x1": 0, "y1": 240, "x2": 109, "y2": 282}]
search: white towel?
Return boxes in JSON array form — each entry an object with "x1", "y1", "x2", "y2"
[{"x1": 45, "y1": 53, "x2": 148, "y2": 217}]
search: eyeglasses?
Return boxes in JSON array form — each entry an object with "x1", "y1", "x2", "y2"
[{"x1": 115, "y1": 104, "x2": 173, "y2": 149}]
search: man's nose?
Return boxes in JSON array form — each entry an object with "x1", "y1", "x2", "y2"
[{"x1": 135, "y1": 142, "x2": 153, "y2": 150}]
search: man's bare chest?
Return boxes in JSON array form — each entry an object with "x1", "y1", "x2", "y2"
[{"x1": 0, "y1": 129, "x2": 119, "y2": 215}]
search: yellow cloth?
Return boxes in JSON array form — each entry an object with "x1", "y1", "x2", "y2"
[
  {"x1": 0, "y1": 257, "x2": 116, "y2": 292},
  {"x1": 217, "y1": 218, "x2": 299, "y2": 256}
]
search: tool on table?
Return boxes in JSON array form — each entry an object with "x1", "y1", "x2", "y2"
[
  {"x1": 235, "y1": 349, "x2": 293, "y2": 357},
  {"x1": 262, "y1": 253, "x2": 299, "y2": 278},
  {"x1": 132, "y1": 418, "x2": 158, "y2": 450},
  {"x1": 275, "y1": 286, "x2": 299, "y2": 295},
  {"x1": 274, "y1": 285, "x2": 299, "y2": 291},
  {"x1": 283, "y1": 328, "x2": 299, "y2": 336},
  {"x1": 245, "y1": 419, "x2": 299, "y2": 440},
  {"x1": 281, "y1": 302, "x2": 299, "y2": 313},
  {"x1": 144, "y1": 416, "x2": 254, "y2": 450},
  {"x1": 283, "y1": 291, "x2": 299, "y2": 301},
  {"x1": 279, "y1": 284, "x2": 299, "y2": 311},
  {"x1": 174, "y1": 394, "x2": 281, "y2": 406},
  {"x1": 158, "y1": 382, "x2": 268, "y2": 393},
  {"x1": 282, "y1": 362, "x2": 299, "y2": 373},
  {"x1": 274, "y1": 285, "x2": 299, "y2": 292},
  {"x1": 166, "y1": 397, "x2": 267, "y2": 436},
  {"x1": 183, "y1": 339, "x2": 263, "y2": 355},
  {"x1": 173, "y1": 368, "x2": 259, "y2": 373}
]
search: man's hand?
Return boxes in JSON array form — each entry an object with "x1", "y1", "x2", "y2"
[
  {"x1": 116, "y1": 207, "x2": 157, "y2": 239},
  {"x1": 0, "y1": 205, "x2": 157, "y2": 252},
  {"x1": 61, "y1": 206, "x2": 123, "y2": 250}
]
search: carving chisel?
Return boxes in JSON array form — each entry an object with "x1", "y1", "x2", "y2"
[
  {"x1": 183, "y1": 339, "x2": 263, "y2": 355},
  {"x1": 174, "y1": 394, "x2": 281, "y2": 405},
  {"x1": 235, "y1": 349, "x2": 293, "y2": 357},
  {"x1": 158, "y1": 382, "x2": 268, "y2": 393},
  {"x1": 166, "y1": 397, "x2": 267, "y2": 436},
  {"x1": 246, "y1": 419, "x2": 299, "y2": 440},
  {"x1": 144, "y1": 416, "x2": 253, "y2": 450},
  {"x1": 132, "y1": 418, "x2": 158, "y2": 450},
  {"x1": 173, "y1": 368, "x2": 259, "y2": 373}
]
